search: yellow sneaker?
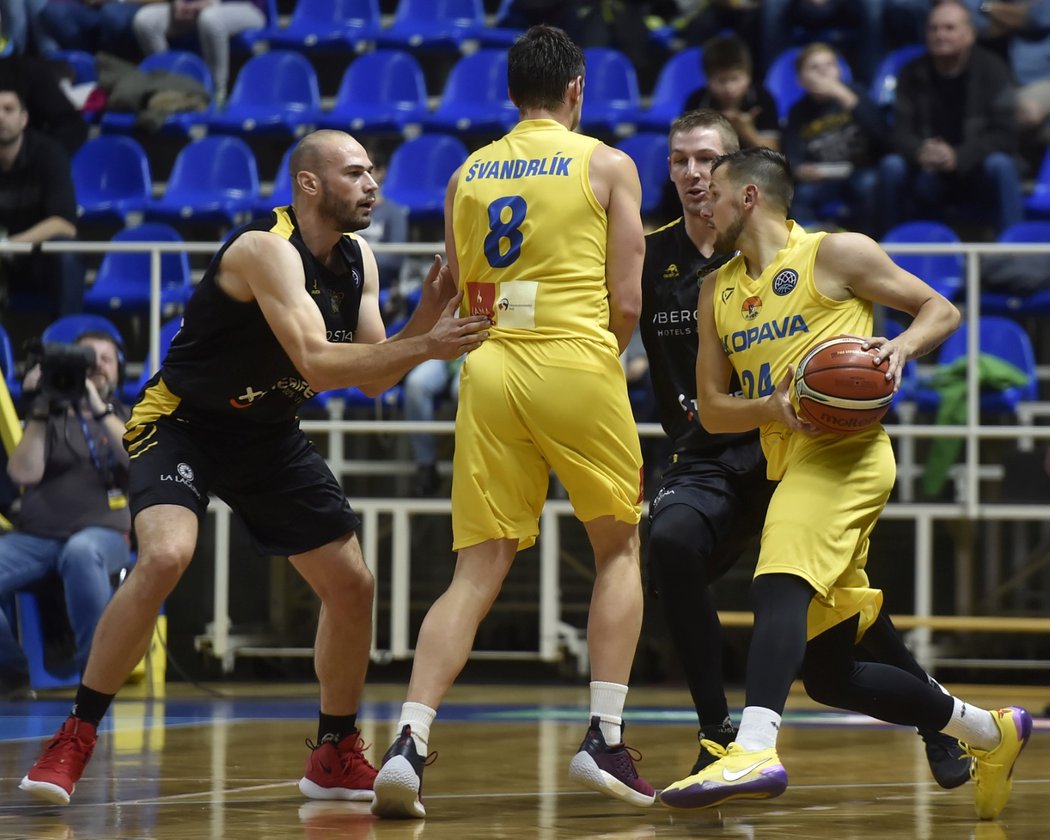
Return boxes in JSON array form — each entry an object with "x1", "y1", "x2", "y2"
[
  {"x1": 659, "y1": 740, "x2": 787, "y2": 810},
  {"x1": 965, "y1": 706, "x2": 1032, "y2": 821}
]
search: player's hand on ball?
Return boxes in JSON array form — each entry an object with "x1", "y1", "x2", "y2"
[
  {"x1": 772, "y1": 366, "x2": 817, "y2": 433},
  {"x1": 860, "y1": 335, "x2": 902, "y2": 391}
]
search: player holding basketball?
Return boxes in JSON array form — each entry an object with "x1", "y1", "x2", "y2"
[
  {"x1": 371, "y1": 25, "x2": 654, "y2": 819},
  {"x1": 659, "y1": 147, "x2": 1031, "y2": 820},
  {"x1": 644, "y1": 111, "x2": 971, "y2": 789}
]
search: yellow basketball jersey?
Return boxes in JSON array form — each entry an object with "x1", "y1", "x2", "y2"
[
  {"x1": 453, "y1": 119, "x2": 616, "y2": 351},
  {"x1": 711, "y1": 221, "x2": 875, "y2": 477}
]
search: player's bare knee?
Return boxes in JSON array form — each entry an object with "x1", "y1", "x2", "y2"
[{"x1": 133, "y1": 546, "x2": 192, "y2": 595}]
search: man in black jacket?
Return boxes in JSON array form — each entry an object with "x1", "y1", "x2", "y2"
[{"x1": 877, "y1": 0, "x2": 1023, "y2": 234}]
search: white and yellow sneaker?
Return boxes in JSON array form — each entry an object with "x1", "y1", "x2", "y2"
[
  {"x1": 965, "y1": 706, "x2": 1032, "y2": 821},
  {"x1": 659, "y1": 740, "x2": 787, "y2": 810}
]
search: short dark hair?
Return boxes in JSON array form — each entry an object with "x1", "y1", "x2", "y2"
[
  {"x1": 711, "y1": 148, "x2": 794, "y2": 213},
  {"x1": 0, "y1": 86, "x2": 27, "y2": 110},
  {"x1": 507, "y1": 25, "x2": 586, "y2": 112},
  {"x1": 668, "y1": 109, "x2": 740, "y2": 154},
  {"x1": 701, "y1": 35, "x2": 753, "y2": 78}
]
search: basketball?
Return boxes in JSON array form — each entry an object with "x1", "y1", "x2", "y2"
[{"x1": 794, "y1": 335, "x2": 894, "y2": 434}]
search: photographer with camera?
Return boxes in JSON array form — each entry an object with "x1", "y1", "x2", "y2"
[{"x1": 0, "y1": 330, "x2": 130, "y2": 700}]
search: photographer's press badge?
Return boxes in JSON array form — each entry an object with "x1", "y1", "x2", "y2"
[{"x1": 108, "y1": 489, "x2": 127, "y2": 510}]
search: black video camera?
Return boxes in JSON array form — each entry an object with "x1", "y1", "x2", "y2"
[{"x1": 39, "y1": 342, "x2": 96, "y2": 410}]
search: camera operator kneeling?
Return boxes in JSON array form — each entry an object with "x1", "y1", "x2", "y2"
[{"x1": 0, "y1": 331, "x2": 131, "y2": 700}]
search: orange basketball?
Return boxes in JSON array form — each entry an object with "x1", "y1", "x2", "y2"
[{"x1": 793, "y1": 335, "x2": 894, "y2": 434}]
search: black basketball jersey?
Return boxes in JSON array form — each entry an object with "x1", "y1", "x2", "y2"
[
  {"x1": 641, "y1": 217, "x2": 755, "y2": 453},
  {"x1": 160, "y1": 206, "x2": 366, "y2": 424}
]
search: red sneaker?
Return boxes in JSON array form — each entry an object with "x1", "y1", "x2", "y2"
[
  {"x1": 299, "y1": 731, "x2": 378, "y2": 801},
  {"x1": 19, "y1": 717, "x2": 98, "y2": 806}
]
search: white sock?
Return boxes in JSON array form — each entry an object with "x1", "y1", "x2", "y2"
[
  {"x1": 940, "y1": 698, "x2": 1000, "y2": 751},
  {"x1": 397, "y1": 702, "x2": 436, "y2": 755},
  {"x1": 735, "y1": 706, "x2": 782, "y2": 751},
  {"x1": 590, "y1": 680, "x2": 628, "y2": 745}
]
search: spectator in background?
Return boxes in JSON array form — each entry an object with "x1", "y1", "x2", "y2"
[
  {"x1": 353, "y1": 148, "x2": 409, "y2": 287},
  {"x1": 0, "y1": 10, "x2": 88, "y2": 154},
  {"x1": 662, "y1": 1, "x2": 763, "y2": 72},
  {"x1": 683, "y1": 34, "x2": 780, "y2": 150},
  {"x1": 0, "y1": 0, "x2": 55, "y2": 54},
  {"x1": 965, "y1": 0, "x2": 1050, "y2": 161},
  {"x1": 402, "y1": 357, "x2": 462, "y2": 497},
  {"x1": 39, "y1": 0, "x2": 162, "y2": 60},
  {"x1": 882, "y1": 0, "x2": 933, "y2": 49},
  {"x1": 132, "y1": 0, "x2": 267, "y2": 103},
  {"x1": 0, "y1": 86, "x2": 84, "y2": 318},
  {"x1": 783, "y1": 42, "x2": 888, "y2": 234},
  {"x1": 763, "y1": 0, "x2": 884, "y2": 83},
  {"x1": 877, "y1": 0, "x2": 1022, "y2": 235},
  {"x1": 0, "y1": 330, "x2": 130, "y2": 701}
]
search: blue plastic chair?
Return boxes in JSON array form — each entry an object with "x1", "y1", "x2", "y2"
[
  {"x1": 913, "y1": 316, "x2": 1038, "y2": 414},
  {"x1": 616, "y1": 133, "x2": 669, "y2": 218},
  {"x1": 85, "y1": 224, "x2": 192, "y2": 316},
  {"x1": 424, "y1": 49, "x2": 518, "y2": 134},
  {"x1": 16, "y1": 590, "x2": 80, "y2": 690},
  {"x1": 764, "y1": 46, "x2": 853, "y2": 123},
  {"x1": 980, "y1": 221, "x2": 1050, "y2": 315},
  {"x1": 318, "y1": 50, "x2": 428, "y2": 134},
  {"x1": 206, "y1": 51, "x2": 320, "y2": 138},
  {"x1": 72, "y1": 136, "x2": 152, "y2": 224},
  {"x1": 579, "y1": 48, "x2": 642, "y2": 134},
  {"x1": 49, "y1": 49, "x2": 95, "y2": 84},
  {"x1": 146, "y1": 136, "x2": 259, "y2": 227},
  {"x1": 0, "y1": 322, "x2": 17, "y2": 399},
  {"x1": 1025, "y1": 148, "x2": 1050, "y2": 218},
  {"x1": 637, "y1": 48, "x2": 706, "y2": 132},
  {"x1": 376, "y1": 0, "x2": 485, "y2": 52},
  {"x1": 264, "y1": 0, "x2": 380, "y2": 51},
  {"x1": 231, "y1": 0, "x2": 277, "y2": 52},
  {"x1": 870, "y1": 44, "x2": 925, "y2": 111},
  {"x1": 100, "y1": 51, "x2": 215, "y2": 135},
  {"x1": 382, "y1": 135, "x2": 469, "y2": 221},
  {"x1": 254, "y1": 144, "x2": 296, "y2": 217},
  {"x1": 882, "y1": 221, "x2": 964, "y2": 302},
  {"x1": 477, "y1": 0, "x2": 523, "y2": 47}
]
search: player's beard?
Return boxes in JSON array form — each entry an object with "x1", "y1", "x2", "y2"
[
  {"x1": 318, "y1": 181, "x2": 368, "y2": 233},
  {"x1": 713, "y1": 210, "x2": 745, "y2": 254}
]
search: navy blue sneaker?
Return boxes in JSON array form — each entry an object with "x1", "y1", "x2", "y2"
[{"x1": 371, "y1": 725, "x2": 432, "y2": 819}]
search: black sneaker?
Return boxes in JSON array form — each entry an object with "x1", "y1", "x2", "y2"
[
  {"x1": 689, "y1": 718, "x2": 738, "y2": 775},
  {"x1": 371, "y1": 725, "x2": 433, "y2": 819},
  {"x1": 918, "y1": 727, "x2": 972, "y2": 789},
  {"x1": 567, "y1": 716, "x2": 655, "y2": 807}
]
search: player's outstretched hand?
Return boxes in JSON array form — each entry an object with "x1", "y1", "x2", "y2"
[
  {"x1": 426, "y1": 290, "x2": 490, "y2": 360},
  {"x1": 419, "y1": 254, "x2": 457, "y2": 313},
  {"x1": 772, "y1": 366, "x2": 817, "y2": 433}
]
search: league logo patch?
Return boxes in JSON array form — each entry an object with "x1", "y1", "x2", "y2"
[
  {"x1": 772, "y1": 268, "x2": 798, "y2": 296},
  {"x1": 741, "y1": 295, "x2": 762, "y2": 321}
]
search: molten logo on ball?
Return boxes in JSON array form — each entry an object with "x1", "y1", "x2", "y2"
[{"x1": 794, "y1": 335, "x2": 894, "y2": 434}]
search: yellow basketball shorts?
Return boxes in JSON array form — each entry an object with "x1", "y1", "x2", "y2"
[
  {"x1": 451, "y1": 338, "x2": 643, "y2": 552},
  {"x1": 757, "y1": 425, "x2": 895, "y2": 640}
]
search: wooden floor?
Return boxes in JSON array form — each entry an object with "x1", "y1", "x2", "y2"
[{"x1": 0, "y1": 682, "x2": 1046, "y2": 839}]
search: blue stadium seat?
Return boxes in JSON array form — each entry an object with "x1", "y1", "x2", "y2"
[
  {"x1": 579, "y1": 48, "x2": 642, "y2": 134},
  {"x1": 478, "y1": 0, "x2": 523, "y2": 47},
  {"x1": 100, "y1": 51, "x2": 215, "y2": 136},
  {"x1": 206, "y1": 51, "x2": 320, "y2": 138},
  {"x1": 382, "y1": 135, "x2": 469, "y2": 221},
  {"x1": 42, "y1": 314, "x2": 125, "y2": 348},
  {"x1": 49, "y1": 49, "x2": 95, "y2": 84},
  {"x1": 231, "y1": 0, "x2": 277, "y2": 52},
  {"x1": 981, "y1": 221, "x2": 1050, "y2": 315},
  {"x1": 0, "y1": 322, "x2": 17, "y2": 399},
  {"x1": 424, "y1": 49, "x2": 517, "y2": 134},
  {"x1": 146, "y1": 136, "x2": 259, "y2": 227},
  {"x1": 318, "y1": 50, "x2": 428, "y2": 134},
  {"x1": 882, "y1": 221, "x2": 964, "y2": 302},
  {"x1": 616, "y1": 133, "x2": 669, "y2": 218},
  {"x1": 85, "y1": 224, "x2": 192, "y2": 317},
  {"x1": 72, "y1": 136, "x2": 151, "y2": 225},
  {"x1": 254, "y1": 144, "x2": 296, "y2": 217},
  {"x1": 263, "y1": 0, "x2": 381, "y2": 52},
  {"x1": 637, "y1": 48, "x2": 706, "y2": 132},
  {"x1": 913, "y1": 316, "x2": 1038, "y2": 414},
  {"x1": 764, "y1": 46, "x2": 852, "y2": 123},
  {"x1": 870, "y1": 44, "x2": 925, "y2": 113},
  {"x1": 376, "y1": 0, "x2": 485, "y2": 52},
  {"x1": 1025, "y1": 148, "x2": 1050, "y2": 218}
]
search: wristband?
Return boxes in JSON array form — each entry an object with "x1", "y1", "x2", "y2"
[{"x1": 93, "y1": 404, "x2": 114, "y2": 421}]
